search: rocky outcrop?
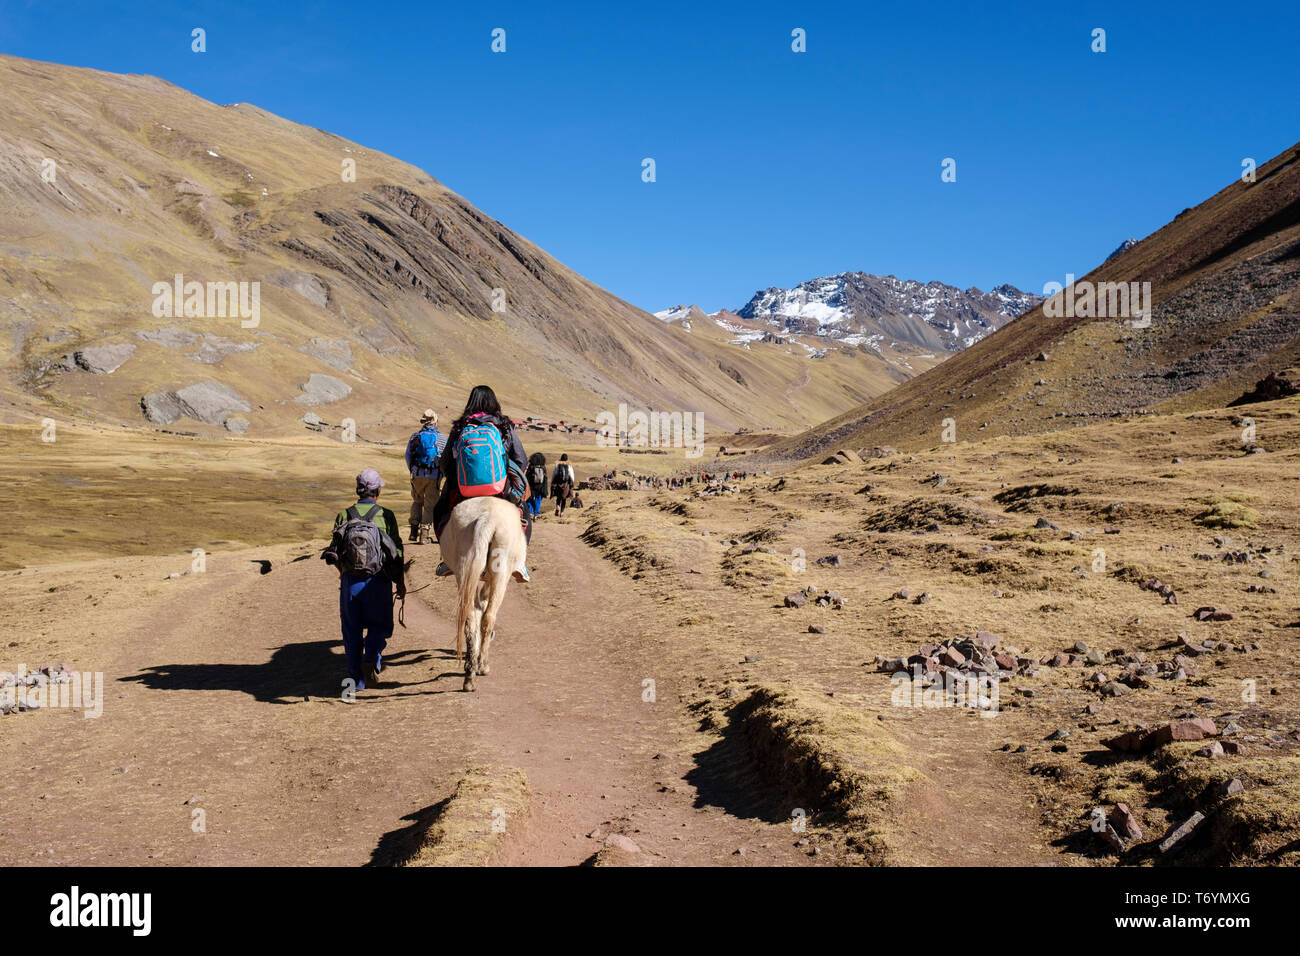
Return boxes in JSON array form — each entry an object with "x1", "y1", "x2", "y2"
[
  {"x1": 1229, "y1": 371, "x2": 1299, "y2": 406},
  {"x1": 136, "y1": 328, "x2": 258, "y2": 365},
  {"x1": 298, "y1": 338, "x2": 354, "y2": 371},
  {"x1": 294, "y1": 373, "x2": 351, "y2": 405},
  {"x1": 73, "y1": 344, "x2": 135, "y2": 373},
  {"x1": 140, "y1": 390, "x2": 184, "y2": 425},
  {"x1": 141, "y1": 380, "x2": 251, "y2": 426},
  {"x1": 189, "y1": 337, "x2": 258, "y2": 365},
  {"x1": 270, "y1": 270, "x2": 329, "y2": 309}
]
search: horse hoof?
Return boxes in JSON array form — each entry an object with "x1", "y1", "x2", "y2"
[
  {"x1": 463, "y1": 678, "x2": 475, "y2": 692},
  {"x1": 476, "y1": 664, "x2": 489, "y2": 676}
]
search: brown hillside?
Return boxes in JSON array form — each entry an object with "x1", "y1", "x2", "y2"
[{"x1": 0, "y1": 54, "x2": 903, "y2": 439}]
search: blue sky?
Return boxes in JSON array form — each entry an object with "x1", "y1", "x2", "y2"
[{"x1": 3, "y1": 1, "x2": 1297, "y2": 312}]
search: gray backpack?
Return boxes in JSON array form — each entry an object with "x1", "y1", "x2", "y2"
[{"x1": 334, "y1": 504, "x2": 398, "y2": 578}]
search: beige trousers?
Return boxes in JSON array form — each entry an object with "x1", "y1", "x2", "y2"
[{"x1": 409, "y1": 476, "x2": 439, "y2": 526}]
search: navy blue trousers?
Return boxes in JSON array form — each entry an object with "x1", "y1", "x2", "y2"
[{"x1": 339, "y1": 573, "x2": 393, "y2": 685}]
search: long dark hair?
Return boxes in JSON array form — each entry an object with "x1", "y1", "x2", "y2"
[
  {"x1": 452, "y1": 383, "x2": 515, "y2": 437},
  {"x1": 529, "y1": 451, "x2": 546, "y2": 468},
  {"x1": 458, "y1": 384, "x2": 503, "y2": 422}
]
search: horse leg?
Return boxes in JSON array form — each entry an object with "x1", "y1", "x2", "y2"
[
  {"x1": 463, "y1": 600, "x2": 482, "y2": 691},
  {"x1": 477, "y1": 586, "x2": 505, "y2": 677},
  {"x1": 477, "y1": 538, "x2": 518, "y2": 676}
]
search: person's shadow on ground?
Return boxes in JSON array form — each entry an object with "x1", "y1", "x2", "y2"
[{"x1": 120, "y1": 643, "x2": 442, "y2": 703}]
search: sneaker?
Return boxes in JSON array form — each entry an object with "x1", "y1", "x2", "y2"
[
  {"x1": 374, "y1": 653, "x2": 383, "y2": 675},
  {"x1": 436, "y1": 561, "x2": 453, "y2": 577},
  {"x1": 355, "y1": 678, "x2": 366, "y2": 692}
]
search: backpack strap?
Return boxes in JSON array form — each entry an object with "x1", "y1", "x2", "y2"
[{"x1": 346, "y1": 504, "x2": 381, "y2": 523}]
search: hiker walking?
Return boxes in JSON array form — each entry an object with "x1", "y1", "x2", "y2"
[
  {"x1": 431, "y1": 385, "x2": 533, "y2": 582},
  {"x1": 526, "y1": 452, "x2": 548, "y2": 520},
  {"x1": 322, "y1": 469, "x2": 405, "y2": 692},
  {"x1": 404, "y1": 409, "x2": 445, "y2": 545},
  {"x1": 552, "y1": 453, "x2": 575, "y2": 517}
]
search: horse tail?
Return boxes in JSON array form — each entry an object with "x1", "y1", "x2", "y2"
[{"x1": 454, "y1": 513, "x2": 495, "y2": 664}]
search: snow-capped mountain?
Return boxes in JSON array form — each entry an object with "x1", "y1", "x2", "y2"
[
  {"x1": 732, "y1": 273, "x2": 1041, "y2": 353},
  {"x1": 653, "y1": 304, "x2": 709, "y2": 326}
]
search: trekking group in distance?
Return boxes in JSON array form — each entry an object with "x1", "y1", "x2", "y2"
[{"x1": 321, "y1": 384, "x2": 576, "y2": 692}]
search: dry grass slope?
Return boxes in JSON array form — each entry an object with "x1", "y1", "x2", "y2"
[{"x1": 400, "y1": 767, "x2": 529, "y2": 867}]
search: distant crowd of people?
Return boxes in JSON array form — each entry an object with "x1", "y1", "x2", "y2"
[{"x1": 601, "y1": 469, "x2": 755, "y2": 490}]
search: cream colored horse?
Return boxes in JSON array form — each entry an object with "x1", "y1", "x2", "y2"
[{"x1": 438, "y1": 496, "x2": 527, "y2": 692}]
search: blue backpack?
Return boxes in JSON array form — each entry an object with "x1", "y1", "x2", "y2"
[
  {"x1": 454, "y1": 421, "x2": 508, "y2": 497},
  {"x1": 411, "y1": 429, "x2": 442, "y2": 475}
]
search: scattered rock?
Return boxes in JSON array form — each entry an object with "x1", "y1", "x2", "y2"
[
  {"x1": 1158, "y1": 812, "x2": 1205, "y2": 855},
  {"x1": 1216, "y1": 778, "x2": 1245, "y2": 799},
  {"x1": 814, "y1": 589, "x2": 845, "y2": 608},
  {"x1": 1104, "y1": 718, "x2": 1218, "y2": 753},
  {"x1": 1111, "y1": 803, "x2": 1144, "y2": 841},
  {"x1": 1099, "y1": 823, "x2": 1128, "y2": 854},
  {"x1": 874, "y1": 656, "x2": 908, "y2": 673},
  {"x1": 604, "y1": 833, "x2": 640, "y2": 853},
  {"x1": 1194, "y1": 606, "x2": 1234, "y2": 622}
]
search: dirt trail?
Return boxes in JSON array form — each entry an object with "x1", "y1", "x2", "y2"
[
  {"x1": 0, "y1": 522, "x2": 822, "y2": 866},
  {"x1": 402, "y1": 520, "x2": 825, "y2": 865},
  {"x1": 784, "y1": 366, "x2": 812, "y2": 411},
  {"x1": 1, "y1": 512, "x2": 1070, "y2": 866}
]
